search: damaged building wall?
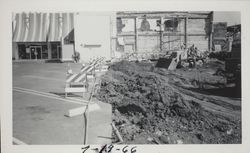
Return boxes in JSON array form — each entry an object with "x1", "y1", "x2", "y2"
[
  {"x1": 213, "y1": 22, "x2": 228, "y2": 51},
  {"x1": 187, "y1": 19, "x2": 211, "y2": 50},
  {"x1": 115, "y1": 12, "x2": 213, "y2": 57}
]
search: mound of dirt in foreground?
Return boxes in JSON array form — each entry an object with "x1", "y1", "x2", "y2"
[{"x1": 96, "y1": 60, "x2": 241, "y2": 144}]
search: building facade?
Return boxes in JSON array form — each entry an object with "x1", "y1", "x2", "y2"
[
  {"x1": 12, "y1": 12, "x2": 74, "y2": 61},
  {"x1": 12, "y1": 11, "x2": 213, "y2": 62},
  {"x1": 116, "y1": 11, "x2": 213, "y2": 55}
]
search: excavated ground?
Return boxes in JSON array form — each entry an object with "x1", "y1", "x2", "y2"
[{"x1": 96, "y1": 59, "x2": 241, "y2": 144}]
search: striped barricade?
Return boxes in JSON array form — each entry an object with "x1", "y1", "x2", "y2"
[
  {"x1": 65, "y1": 71, "x2": 88, "y2": 98},
  {"x1": 93, "y1": 58, "x2": 110, "y2": 73},
  {"x1": 64, "y1": 57, "x2": 105, "y2": 98}
]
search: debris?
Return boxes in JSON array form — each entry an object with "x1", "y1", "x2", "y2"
[
  {"x1": 159, "y1": 135, "x2": 170, "y2": 144},
  {"x1": 147, "y1": 137, "x2": 153, "y2": 142},
  {"x1": 155, "y1": 130, "x2": 163, "y2": 137},
  {"x1": 227, "y1": 128, "x2": 233, "y2": 135},
  {"x1": 152, "y1": 137, "x2": 161, "y2": 144},
  {"x1": 177, "y1": 139, "x2": 183, "y2": 144},
  {"x1": 96, "y1": 60, "x2": 241, "y2": 144}
]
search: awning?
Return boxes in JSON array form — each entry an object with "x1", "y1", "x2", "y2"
[
  {"x1": 48, "y1": 13, "x2": 74, "y2": 42},
  {"x1": 13, "y1": 12, "x2": 48, "y2": 42}
]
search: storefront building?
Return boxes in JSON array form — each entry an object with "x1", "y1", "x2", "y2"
[{"x1": 12, "y1": 12, "x2": 74, "y2": 61}]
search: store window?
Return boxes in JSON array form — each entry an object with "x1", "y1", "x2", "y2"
[
  {"x1": 18, "y1": 44, "x2": 29, "y2": 59},
  {"x1": 42, "y1": 45, "x2": 48, "y2": 59},
  {"x1": 51, "y1": 43, "x2": 61, "y2": 59},
  {"x1": 18, "y1": 44, "x2": 49, "y2": 60}
]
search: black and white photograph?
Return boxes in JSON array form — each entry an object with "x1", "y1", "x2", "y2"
[
  {"x1": 11, "y1": 11, "x2": 241, "y2": 145},
  {"x1": 1, "y1": 0, "x2": 250, "y2": 153}
]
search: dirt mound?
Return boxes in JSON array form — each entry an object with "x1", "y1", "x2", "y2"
[{"x1": 96, "y1": 60, "x2": 241, "y2": 144}]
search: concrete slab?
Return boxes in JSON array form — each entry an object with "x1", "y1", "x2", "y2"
[{"x1": 86, "y1": 100, "x2": 112, "y2": 144}]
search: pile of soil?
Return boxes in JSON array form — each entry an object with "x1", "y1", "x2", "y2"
[{"x1": 96, "y1": 60, "x2": 241, "y2": 144}]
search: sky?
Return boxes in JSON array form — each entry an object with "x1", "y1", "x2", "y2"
[{"x1": 213, "y1": 11, "x2": 241, "y2": 26}]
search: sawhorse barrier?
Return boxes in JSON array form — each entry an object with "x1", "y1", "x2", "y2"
[{"x1": 64, "y1": 57, "x2": 108, "y2": 98}]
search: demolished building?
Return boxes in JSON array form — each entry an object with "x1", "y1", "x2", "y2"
[{"x1": 12, "y1": 11, "x2": 214, "y2": 62}]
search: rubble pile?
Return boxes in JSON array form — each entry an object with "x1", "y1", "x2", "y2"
[{"x1": 96, "y1": 60, "x2": 241, "y2": 144}]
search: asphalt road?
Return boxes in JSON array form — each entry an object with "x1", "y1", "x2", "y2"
[{"x1": 12, "y1": 62, "x2": 112, "y2": 145}]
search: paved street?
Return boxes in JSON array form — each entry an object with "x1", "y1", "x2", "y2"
[{"x1": 12, "y1": 62, "x2": 112, "y2": 145}]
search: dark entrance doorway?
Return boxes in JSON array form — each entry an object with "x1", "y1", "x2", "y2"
[{"x1": 30, "y1": 46, "x2": 42, "y2": 60}]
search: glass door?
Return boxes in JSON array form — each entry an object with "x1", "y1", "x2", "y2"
[
  {"x1": 30, "y1": 46, "x2": 42, "y2": 60},
  {"x1": 36, "y1": 47, "x2": 42, "y2": 59},
  {"x1": 30, "y1": 46, "x2": 36, "y2": 59}
]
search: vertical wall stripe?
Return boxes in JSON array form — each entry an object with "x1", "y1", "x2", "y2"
[
  {"x1": 39, "y1": 13, "x2": 45, "y2": 42},
  {"x1": 47, "y1": 13, "x2": 51, "y2": 41},
  {"x1": 17, "y1": 13, "x2": 23, "y2": 42},
  {"x1": 53, "y1": 13, "x2": 60, "y2": 41},
  {"x1": 18, "y1": 13, "x2": 26, "y2": 42},
  {"x1": 45, "y1": 13, "x2": 49, "y2": 41},
  {"x1": 44, "y1": 13, "x2": 48, "y2": 41},
  {"x1": 38, "y1": 13, "x2": 43, "y2": 41},
  {"x1": 53, "y1": 13, "x2": 57, "y2": 41},
  {"x1": 62, "y1": 13, "x2": 66, "y2": 38},
  {"x1": 12, "y1": 13, "x2": 16, "y2": 34},
  {"x1": 52, "y1": 13, "x2": 56, "y2": 41},
  {"x1": 23, "y1": 13, "x2": 29, "y2": 42},
  {"x1": 34, "y1": 13, "x2": 41, "y2": 41},
  {"x1": 13, "y1": 14, "x2": 20, "y2": 41},
  {"x1": 26, "y1": 13, "x2": 33, "y2": 42},
  {"x1": 70, "y1": 13, "x2": 74, "y2": 41},
  {"x1": 30, "y1": 13, "x2": 36, "y2": 42},
  {"x1": 66, "y1": 13, "x2": 70, "y2": 38},
  {"x1": 48, "y1": 13, "x2": 53, "y2": 42},
  {"x1": 31, "y1": 13, "x2": 37, "y2": 42},
  {"x1": 64, "y1": 13, "x2": 68, "y2": 38},
  {"x1": 41, "y1": 13, "x2": 47, "y2": 42},
  {"x1": 59, "y1": 13, "x2": 63, "y2": 41},
  {"x1": 17, "y1": 13, "x2": 23, "y2": 41}
]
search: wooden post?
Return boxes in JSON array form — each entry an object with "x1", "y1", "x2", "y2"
[
  {"x1": 209, "y1": 11, "x2": 214, "y2": 51},
  {"x1": 184, "y1": 16, "x2": 188, "y2": 49},
  {"x1": 160, "y1": 17, "x2": 164, "y2": 52},
  {"x1": 134, "y1": 17, "x2": 138, "y2": 53}
]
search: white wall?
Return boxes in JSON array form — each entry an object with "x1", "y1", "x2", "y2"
[
  {"x1": 74, "y1": 12, "x2": 115, "y2": 62},
  {"x1": 61, "y1": 44, "x2": 74, "y2": 61}
]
